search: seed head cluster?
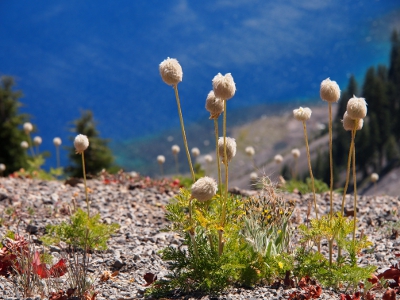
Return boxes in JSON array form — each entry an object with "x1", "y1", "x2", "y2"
[
  {"x1": 218, "y1": 137, "x2": 237, "y2": 164},
  {"x1": 33, "y1": 136, "x2": 42, "y2": 145},
  {"x1": 245, "y1": 146, "x2": 255, "y2": 157},
  {"x1": 53, "y1": 137, "x2": 62, "y2": 146},
  {"x1": 346, "y1": 96, "x2": 367, "y2": 119},
  {"x1": 293, "y1": 107, "x2": 312, "y2": 121},
  {"x1": 159, "y1": 58, "x2": 183, "y2": 86},
  {"x1": 171, "y1": 145, "x2": 180, "y2": 155},
  {"x1": 291, "y1": 148, "x2": 300, "y2": 159},
  {"x1": 0, "y1": 164, "x2": 5, "y2": 172},
  {"x1": 205, "y1": 90, "x2": 224, "y2": 119},
  {"x1": 23, "y1": 122, "x2": 33, "y2": 134},
  {"x1": 191, "y1": 147, "x2": 200, "y2": 157},
  {"x1": 204, "y1": 154, "x2": 213, "y2": 163},
  {"x1": 212, "y1": 73, "x2": 236, "y2": 100},
  {"x1": 74, "y1": 134, "x2": 89, "y2": 154},
  {"x1": 274, "y1": 154, "x2": 283, "y2": 164},
  {"x1": 191, "y1": 176, "x2": 218, "y2": 202},
  {"x1": 320, "y1": 78, "x2": 340, "y2": 103},
  {"x1": 21, "y1": 141, "x2": 29, "y2": 149},
  {"x1": 157, "y1": 155, "x2": 165, "y2": 164},
  {"x1": 370, "y1": 173, "x2": 379, "y2": 183},
  {"x1": 342, "y1": 112, "x2": 364, "y2": 131}
]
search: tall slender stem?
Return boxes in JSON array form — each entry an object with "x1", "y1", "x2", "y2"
[
  {"x1": 173, "y1": 85, "x2": 195, "y2": 182},
  {"x1": 81, "y1": 152, "x2": 89, "y2": 216},
  {"x1": 302, "y1": 122, "x2": 319, "y2": 220},
  {"x1": 328, "y1": 103, "x2": 334, "y2": 220},
  {"x1": 214, "y1": 119, "x2": 223, "y2": 199},
  {"x1": 341, "y1": 130, "x2": 356, "y2": 214},
  {"x1": 56, "y1": 146, "x2": 60, "y2": 169},
  {"x1": 352, "y1": 122, "x2": 358, "y2": 242},
  {"x1": 221, "y1": 100, "x2": 228, "y2": 227}
]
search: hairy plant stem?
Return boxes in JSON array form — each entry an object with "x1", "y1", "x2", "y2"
[
  {"x1": 328, "y1": 103, "x2": 334, "y2": 220},
  {"x1": 221, "y1": 100, "x2": 228, "y2": 228},
  {"x1": 218, "y1": 230, "x2": 224, "y2": 256},
  {"x1": 173, "y1": 85, "x2": 195, "y2": 182},
  {"x1": 341, "y1": 135, "x2": 355, "y2": 214},
  {"x1": 352, "y1": 122, "x2": 358, "y2": 241},
  {"x1": 214, "y1": 119, "x2": 223, "y2": 199},
  {"x1": 302, "y1": 122, "x2": 319, "y2": 220},
  {"x1": 81, "y1": 152, "x2": 89, "y2": 216}
]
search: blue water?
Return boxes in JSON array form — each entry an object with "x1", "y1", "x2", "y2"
[{"x1": 0, "y1": 1, "x2": 399, "y2": 171}]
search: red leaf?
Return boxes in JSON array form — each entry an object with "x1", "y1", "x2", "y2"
[
  {"x1": 143, "y1": 272, "x2": 157, "y2": 286},
  {"x1": 368, "y1": 274, "x2": 379, "y2": 285},
  {"x1": 365, "y1": 291, "x2": 375, "y2": 300},
  {"x1": 378, "y1": 267, "x2": 400, "y2": 281},
  {"x1": 382, "y1": 288, "x2": 396, "y2": 300},
  {"x1": 32, "y1": 252, "x2": 50, "y2": 279},
  {"x1": 50, "y1": 258, "x2": 67, "y2": 277}
]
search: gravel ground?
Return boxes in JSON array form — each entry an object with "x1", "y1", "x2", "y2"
[{"x1": 0, "y1": 175, "x2": 399, "y2": 300}]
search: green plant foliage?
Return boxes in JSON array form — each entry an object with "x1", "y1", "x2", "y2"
[
  {"x1": 295, "y1": 214, "x2": 375, "y2": 291},
  {"x1": 16, "y1": 155, "x2": 64, "y2": 180},
  {"x1": 283, "y1": 178, "x2": 329, "y2": 194},
  {"x1": 41, "y1": 208, "x2": 120, "y2": 251}
]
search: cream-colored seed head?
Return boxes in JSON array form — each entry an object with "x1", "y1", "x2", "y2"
[
  {"x1": 191, "y1": 147, "x2": 200, "y2": 157},
  {"x1": 250, "y1": 172, "x2": 258, "y2": 180},
  {"x1": 53, "y1": 137, "x2": 62, "y2": 146},
  {"x1": 204, "y1": 154, "x2": 213, "y2": 163},
  {"x1": 33, "y1": 136, "x2": 42, "y2": 145},
  {"x1": 347, "y1": 96, "x2": 367, "y2": 119},
  {"x1": 171, "y1": 145, "x2": 180, "y2": 155},
  {"x1": 157, "y1": 155, "x2": 165, "y2": 164},
  {"x1": 212, "y1": 73, "x2": 236, "y2": 100},
  {"x1": 23, "y1": 122, "x2": 33, "y2": 134},
  {"x1": 320, "y1": 78, "x2": 340, "y2": 103},
  {"x1": 293, "y1": 107, "x2": 312, "y2": 122},
  {"x1": 291, "y1": 148, "x2": 300, "y2": 159},
  {"x1": 74, "y1": 134, "x2": 89, "y2": 154},
  {"x1": 159, "y1": 58, "x2": 183, "y2": 86},
  {"x1": 191, "y1": 176, "x2": 218, "y2": 202},
  {"x1": 274, "y1": 154, "x2": 283, "y2": 164},
  {"x1": 21, "y1": 141, "x2": 29, "y2": 149},
  {"x1": 205, "y1": 90, "x2": 224, "y2": 119},
  {"x1": 218, "y1": 137, "x2": 237, "y2": 164},
  {"x1": 342, "y1": 111, "x2": 364, "y2": 131},
  {"x1": 0, "y1": 164, "x2": 5, "y2": 172},
  {"x1": 370, "y1": 173, "x2": 379, "y2": 183},
  {"x1": 245, "y1": 146, "x2": 255, "y2": 157}
]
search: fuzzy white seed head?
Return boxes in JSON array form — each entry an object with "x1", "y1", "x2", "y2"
[
  {"x1": 274, "y1": 154, "x2": 283, "y2": 164},
  {"x1": 0, "y1": 164, "x2": 5, "y2": 171},
  {"x1": 23, "y1": 122, "x2": 33, "y2": 133},
  {"x1": 370, "y1": 173, "x2": 379, "y2": 183},
  {"x1": 342, "y1": 111, "x2": 364, "y2": 131},
  {"x1": 204, "y1": 154, "x2": 213, "y2": 163},
  {"x1": 293, "y1": 107, "x2": 312, "y2": 122},
  {"x1": 347, "y1": 96, "x2": 367, "y2": 119},
  {"x1": 33, "y1": 136, "x2": 42, "y2": 145},
  {"x1": 212, "y1": 73, "x2": 236, "y2": 100},
  {"x1": 218, "y1": 137, "x2": 237, "y2": 164},
  {"x1": 21, "y1": 141, "x2": 29, "y2": 149},
  {"x1": 74, "y1": 134, "x2": 89, "y2": 154},
  {"x1": 291, "y1": 148, "x2": 300, "y2": 159},
  {"x1": 245, "y1": 146, "x2": 255, "y2": 157},
  {"x1": 191, "y1": 147, "x2": 200, "y2": 157},
  {"x1": 191, "y1": 176, "x2": 218, "y2": 202},
  {"x1": 250, "y1": 172, "x2": 258, "y2": 180},
  {"x1": 205, "y1": 90, "x2": 224, "y2": 119},
  {"x1": 171, "y1": 145, "x2": 180, "y2": 155},
  {"x1": 157, "y1": 155, "x2": 165, "y2": 164},
  {"x1": 320, "y1": 78, "x2": 340, "y2": 103},
  {"x1": 53, "y1": 137, "x2": 62, "y2": 146},
  {"x1": 159, "y1": 57, "x2": 183, "y2": 86}
]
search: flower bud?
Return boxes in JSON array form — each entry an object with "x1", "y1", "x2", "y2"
[
  {"x1": 53, "y1": 137, "x2": 62, "y2": 146},
  {"x1": 23, "y1": 122, "x2": 33, "y2": 134},
  {"x1": 291, "y1": 148, "x2": 300, "y2": 159},
  {"x1": 347, "y1": 96, "x2": 367, "y2": 119},
  {"x1": 218, "y1": 137, "x2": 237, "y2": 164},
  {"x1": 320, "y1": 78, "x2": 340, "y2": 103},
  {"x1": 342, "y1": 111, "x2": 363, "y2": 131},
  {"x1": 205, "y1": 90, "x2": 224, "y2": 119},
  {"x1": 157, "y1": 155, "x2": 165, "y2": 164},
  {"x1": 370, "y1": 173, "x2": 379, "y2": 183},
  {"x1": 159, "y1": 58, "x2": 183, "y2": 86},
  {"x1": 33, "y1": 136, "x2": 42, "y2": 145},
  {"x1": 212, "y1": 73, "x2": 236, "y2": 100},
  {"x1": 274, "y1": 154, "x2": 283, "y2": 164},
  {"x1": 245, "y1": 146, "x2": 255, "y2": 157},
  {"x1": 191, "y1": 176, "x2": 218, "y2": 202},
  {"x1": 21, "y1": 141, "x2": 29, "y2": 149},
  {"x1": 74, "y1": 134, "x2": 89, "y2": 154},
  {"x1": 293, "y1": 107, "x2": 312, "y2": 121},
  {"x1": 171, "y1": 145, "x2": 180, "y2": 155}
]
